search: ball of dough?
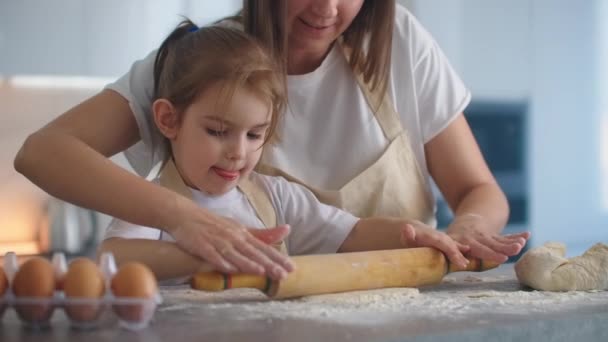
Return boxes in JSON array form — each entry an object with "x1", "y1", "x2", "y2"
[{"x1": 515, "y1": 242, "x2": 608, "y2": 291}]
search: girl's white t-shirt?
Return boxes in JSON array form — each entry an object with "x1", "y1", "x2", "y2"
[
  {"x1": 104, "y1": 172, "x2": 358, "y2": 256},
  {"x1": 105, "y1": 4, "x2": 470, "y2": 200}
]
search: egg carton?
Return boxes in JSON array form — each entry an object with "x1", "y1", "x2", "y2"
[{"x1": 0, "y1": 251, "x2": 162, "y2": 331}]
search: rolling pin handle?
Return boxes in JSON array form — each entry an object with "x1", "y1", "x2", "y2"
[{"x1": 190, "y1": 271, "x2": 274, "y2": 293}]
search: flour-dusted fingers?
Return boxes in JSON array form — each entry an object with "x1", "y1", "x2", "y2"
[
  {"x1": 248, "y1": 225, "x2": 295, "y2": 271},
  {"x1": 399, "y1": 223, "x2": 417, "y2": 246},
  {"x1": 248, "y1": 233, "x2": 295, "y2": 270},
  {"x1": 192, "y1": 226, "x2": 268, "y2": 275},
  {"x1": 465, "y1": 239, "x2": 509, "y2": 264},
  {"x1": 456, "y1": 241, "x2": 471, "y2": 253},
  {"x1": 237, "y1": 235, "x2": 294, "y2": 280},
  {"x1": 249, "y1": 224, "x2": 292, "y2": 245},
  {"x1": 404, "y1": 224, "x2": 469, "y2": 269},
  {"x1": 235, "y1": 242, "x2": 285, "y2": 280},
  {"x1": 479, "y1": 235, "x2": 524, "y2": 256},
  {"x1": 216, "y1": 242, "x2": 267, "y2": 276},
  {"x1": 197, "y1": 242, "x2": 238, "y2": 274},
  {"x1": 497, "y1": 232, "x2": 531, "y2": 246},
  {"x1": 494, "y1": 234, "x2": 527, "y2": 249},
  {"x1": 164, "y1": 200, "x2": 294, "y2": 277},
  {"x1": 218, "y1": 229, "x2": 289, "y2": 278}
]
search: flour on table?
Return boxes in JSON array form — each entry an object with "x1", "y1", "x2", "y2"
[
  {"x1": 300, "y1": 287, "x2": 420, "y2": 305},
  {"x1": 158, "y1": 272, "x2": 608, "y2": 325}
]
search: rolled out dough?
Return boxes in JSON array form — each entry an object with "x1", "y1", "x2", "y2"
[{"x1": 514, "y1": 242, "x2": 608, "y2": 291}]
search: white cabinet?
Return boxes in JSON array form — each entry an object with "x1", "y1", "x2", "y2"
[
  {"x1": 410, "y1": 0, "x2": 531, "y2": 100},
  {"x1": 1, "y1": 0, "x2": 85, "y2": 76},
  {"x1": 0, "y1": 1, "x2": 240, "y2": 77}
]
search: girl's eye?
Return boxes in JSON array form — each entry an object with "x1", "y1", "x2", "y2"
[
  {"x1": 247, "y1": 132, "x2": 263, "y2": 140},
  {"x1": 206, "y1": 128, "x2": 225, "y2": 137}
]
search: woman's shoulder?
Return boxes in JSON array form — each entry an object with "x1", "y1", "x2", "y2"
[{"x1": 393, "y1": 3, "x2": 436, "y2": 52}]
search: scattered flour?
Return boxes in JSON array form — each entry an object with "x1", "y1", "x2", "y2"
[{"x1": 158, "y1": 272, "x2": 608, "y2": 325}]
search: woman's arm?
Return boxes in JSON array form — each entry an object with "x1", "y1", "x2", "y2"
[
  {"x1": 15, "y1": 90, "x2": 173, "y2": 230},
  {"x1": 338, "y1": 217, "x2": 471, "y2": 268},
  {"x1": 425, "y1": 114, "x2": 530, "y2": 262},
  {"x1": 14, "y1": 90, "x2": 293, "y2": 279}
]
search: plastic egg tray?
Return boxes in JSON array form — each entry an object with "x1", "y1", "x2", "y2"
[{"x1": 0, "y1": 252, "x2": 162, "y2": 331}]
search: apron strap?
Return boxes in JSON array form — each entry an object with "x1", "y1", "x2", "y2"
[
  {"x1": 339, "y1": 40, "x2": 403, "y2": 141},
  {"x1": 158, "y1": 158, "x2": 193, "y2": 199},
  {"x1": 238, "y1": 177, "x2": 288, "y2": 254},
  {"x1": 237, "y1": 178, "x2": 277, "y2": 228}
]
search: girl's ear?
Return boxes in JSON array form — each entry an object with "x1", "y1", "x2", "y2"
[{"x1": 153, "y1": 99, "x2": 179, "y2": 139}]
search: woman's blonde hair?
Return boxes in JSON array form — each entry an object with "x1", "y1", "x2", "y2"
[
  {"x1": 242, "y1": 0, "x2": 395, "y2": 98},
  {"x1": 153, "y1": 20, "x2": 286, "y2": 162}
]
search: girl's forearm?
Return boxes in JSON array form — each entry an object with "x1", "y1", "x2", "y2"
[
  {"x1": 98, "y1": 238, "x2": 210, "y2": 280},
  {"x1": 449, "y1": 183, "x2": 509, "y2": 234},
  {"x1": 338, "y1": 217, "x2": 404, "y2": 253}
]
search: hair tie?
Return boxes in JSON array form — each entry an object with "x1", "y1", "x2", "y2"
[{"x1": 188, "y1": 25, "x2": 199, "y2": 33}]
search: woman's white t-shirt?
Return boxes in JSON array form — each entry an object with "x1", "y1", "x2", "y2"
[
  {"x1": 105, "y1": 4, "x2": 470, "y2": 200},
  {"x1": 104, "y1": 172, "x2": 358, "y2": 256}
]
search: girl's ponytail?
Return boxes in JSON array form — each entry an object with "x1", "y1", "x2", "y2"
[{"x1": 153, "y1": 19, "x2": 199, "y2": 99}]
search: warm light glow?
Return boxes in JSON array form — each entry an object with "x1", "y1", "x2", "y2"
[
  {"x1": 7, "y1": 75, "x2": 114, "y2": 90},
  {"x1": 0, "y1": 189, "x2": 50, "y2": 256},
  {"x1": 0, "y1": 242, "x2": 41, "y2": 256}
]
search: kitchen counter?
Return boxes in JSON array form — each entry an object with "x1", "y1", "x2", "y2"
[{"x1": 1, "y1": 264, "x2": 607, "y2": 342}]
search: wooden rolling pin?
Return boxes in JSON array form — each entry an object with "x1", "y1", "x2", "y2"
[{"x1": 190, "y1": 247, "x2": 500, "y2": 299}]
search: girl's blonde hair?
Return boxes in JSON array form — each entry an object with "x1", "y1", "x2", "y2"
[
  {"x1": 153, "y1": 20, "x2": 286, "y2": 163},
  {"x1": 242, "y1": 0, "x2": 395, "y2": 98}
]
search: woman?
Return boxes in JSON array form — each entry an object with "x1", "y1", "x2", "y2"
[{"x1": 14, "y1": 0, "x2": 529, "y2": 279}]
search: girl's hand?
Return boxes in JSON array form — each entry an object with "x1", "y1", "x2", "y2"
[
  {"x1": 446, "y1": 214, "x2": 530, "y2": 264},
  {"x1": 400, "y1": 220, "x2": 471, "y2": 269},
  {"x1": 168, "y1": 201, "x2": 295, "y2": 280}
]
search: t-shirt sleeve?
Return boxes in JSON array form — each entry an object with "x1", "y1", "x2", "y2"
[
  {"x1": 103, "y1": 217, "x2": 162, "y2": 240},
  {"x1": 104, "y1": 49, "x2": 166, "y2": 177},
  {"x1": 255, "y1": 174, "x2": 358, "y2": 256},
  {"x1": 398, "y1": 7, "x2": 471, "y2": 143}
]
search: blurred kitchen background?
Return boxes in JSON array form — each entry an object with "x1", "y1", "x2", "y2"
[{"x1": 0, "y1": 0, "x2": 606, "y2": 260}]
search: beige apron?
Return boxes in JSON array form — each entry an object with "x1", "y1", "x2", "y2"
[
  {"x1": 158, "y1": 159, "x2": 288, "y2": 253},
  {"x1": 257, "y1": 46, "x2": 436, "y2": 227}
]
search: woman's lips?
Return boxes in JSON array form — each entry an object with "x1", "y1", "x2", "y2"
[
  {"x1": 213, "y1": 167, "x2": 239, "y2": 181},
  {"x1": 299, "y1": 18, "x2": 334, "y2": 34}
]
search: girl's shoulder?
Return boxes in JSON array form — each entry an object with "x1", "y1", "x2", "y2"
[{"x1": 247, "y1": 172, "x2": 317, "y2": 204}]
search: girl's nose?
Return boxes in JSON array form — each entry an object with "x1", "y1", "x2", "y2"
[
  {"x1": 226, "y1": 136, "x2": 246, "y2": 160},
  {"x1": 310, "y1": 0, "x2": 338, "y2": 18}
]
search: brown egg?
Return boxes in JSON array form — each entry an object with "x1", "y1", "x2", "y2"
[
  {"x1": 12, "y1": 257, "x2": 56, "y2": 323},
  {"x1": 63, "y1": 258, "x2": 106, "y2": 323},
  {"x1": 111, "y1": 262, "x2": 158, "y2": 322},
  {"x1": 111, "y1": 262, "x2": 157, "y2": 298}
]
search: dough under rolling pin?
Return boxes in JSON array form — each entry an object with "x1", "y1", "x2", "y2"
[{"x1": 190, "y1": 247, "x2": 500, "y2": 299}]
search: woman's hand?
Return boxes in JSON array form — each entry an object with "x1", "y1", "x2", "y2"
[
  {"x1": 400, "y1": 220, "x2": 471, "y2": 269},
  {"x1": 446, "y1": 214, "x2": 530, "y2": 264},
  {"x1": 167, "y1": 200, "x2": 295, "y2": 280}
]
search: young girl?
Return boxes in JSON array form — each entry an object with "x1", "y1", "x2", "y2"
[{"x1": 99, "y1": 20, "x2": 471, "y2": 282}]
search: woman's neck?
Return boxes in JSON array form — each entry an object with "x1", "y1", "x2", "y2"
[{"x1": 287, "y1": 43, "x2": 334, "y2": 75}]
